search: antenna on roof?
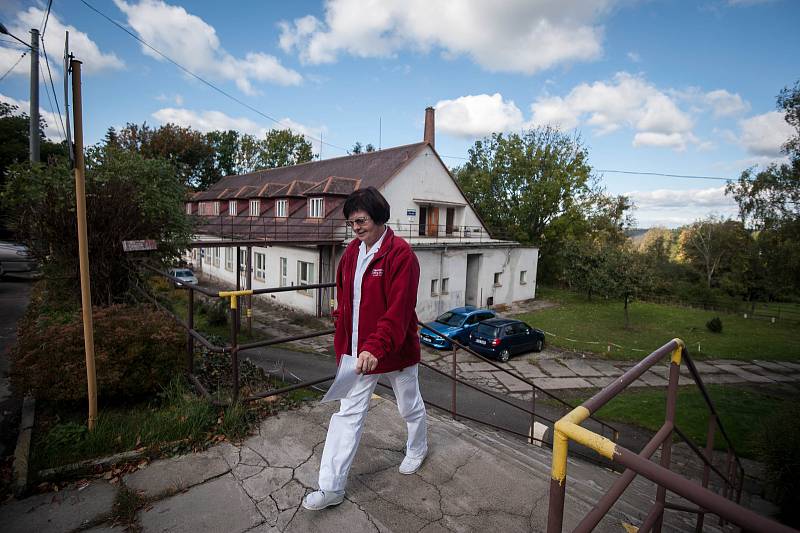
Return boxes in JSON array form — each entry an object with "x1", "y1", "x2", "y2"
[{"x1": 379, "y1": 117, "x2": 382, "y2": 151}]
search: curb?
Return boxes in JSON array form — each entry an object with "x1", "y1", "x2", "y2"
[{"x1": 12, "y1": 394, "x2": 35, "y2": 496}]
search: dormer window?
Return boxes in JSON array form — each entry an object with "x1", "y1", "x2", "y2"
[
  {"x1": 308, "y1": 197, "x2": 324, "y2": 218},
  {"x1": 275, "y1": 199, "x2": 287, "y2": 218},
  {"x1": 249, "y1": 199, "x2": 260, "y2": 217},
  {"x1": 229, "y1": 200, "x2": 237, "y2": 216}
]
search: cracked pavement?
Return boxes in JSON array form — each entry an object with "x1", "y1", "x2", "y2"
[{"x1": 0, "y1": 395, "x2": 713, "y2": 532}]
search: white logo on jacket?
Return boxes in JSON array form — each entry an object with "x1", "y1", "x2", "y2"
[{"x1": 371, "y1": 268, "x2": 384, "y2": 277}]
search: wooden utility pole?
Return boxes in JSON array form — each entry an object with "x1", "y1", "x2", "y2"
[{"x1": 71, "y1": 58, "x2": 98, "y2": 430}]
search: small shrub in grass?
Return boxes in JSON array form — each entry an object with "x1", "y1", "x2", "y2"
[
  {"x1": 204, "y1": 299, "x2": 229, "y2": 327},
  {"x1": 705, "y1": 316, "x2": 723, "y2": 333},
  {"x1": 12, "y1": 299, "x2": 184, "y2": 402}
]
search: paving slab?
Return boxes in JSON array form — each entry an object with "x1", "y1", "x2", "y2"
[
  {"x1": 509, "y1": 360, "x2": 547, "y2": 378},
  {"x1": 777, "y1": 361, "x2": 800, "y2": 372},
  {"x1": 700, "y1": 373, "x2": 748, "y2": 385},
  {"x1": 244, "y1": 413, "x2": 327, "y2": 468},
  {"x1": 124, "y1": 448, "x2": 230, "y2": 499},
  {"x1": 587, "y1": 376, "x2": 617, "y2": 388},
  {"x1": 689, "y1": 362, "x2": 723, "y2": 374},
  {"x1": 585, "y1": 361, "x2": 624, "y2": 376},
  {"x1": 637, "y1": 371, "x2": 668, "y2": 387},
  {"x1": 538, "y1": 359, "x2": 577, "y2": 377},
  {"x1": 0, "y1": 479, "x2": 117, "y2": 533},
  {"x1": 493, "y1": 370, "x2": 535, "y2": 392},
  {"x1": 715, "y1": 364, "x2": 776, "y2": 384},
  {"x1": 561, "y1": 359, "x2": 605, "y2": 377},
  {"x1": 535, "y1": 377, "x2": 593, "y2": 390},
  {"x1": 138, "y1": 474, "x2": 262, "y2": 533},
  {"x1": 458, "y1": 362, "x2": 497, "y2": 372},
  {"x1": 752, "y1": 361, "x2": 795, "y2": 372}
]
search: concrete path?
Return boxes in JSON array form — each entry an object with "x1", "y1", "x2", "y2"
[{"x1": 0, "y1": 396, "x2": 723, "y2": 533}]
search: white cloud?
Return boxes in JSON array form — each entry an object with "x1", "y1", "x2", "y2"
[
  {"x1": 435, "y1": 94, "x2": 524, "y2": 138},
  {"x1": 151, "y1": 107, "x2": 326, "y2": 153},
  {"x1": 530, "y1": 72, "x2": 696, "y2": 150},
  {"x1": 627, "y1": 51, "x2": 641, "y2": 63},
  {"x1": 0, "y1": 93, "x2": 63, "y2": 140},
  {"x1": 703, "y1": 89, "x2": 750, "y2": 117},
  {"x1": 114, "y1": 0, "x2": 301, "y2": 94},
  {"x1": 6, "y1": 7, "x2": 124, "y2": 76},
  {"x1": 279, "y1": 0, "x2": 613, "y2": 74},
  {"x1": 738, "y1": 110, "x2": 793, "y2": 157},
  {"x1": 625, "y1": 186, "x2": 739, "y2": 228}
]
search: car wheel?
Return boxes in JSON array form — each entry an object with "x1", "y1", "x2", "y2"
[
  {"x1": 535, "y1": 339, "x2": 543, "y2": 352},
  {"x1": 499, "y1": 349, "x2": 510, "y2": 363}
]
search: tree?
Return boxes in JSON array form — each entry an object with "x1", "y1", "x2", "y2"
[
  {"x1": 2, "y1": 147, "x2": 192, "y2": 305},
  {"x1": 351, "y1": 142, "x2": 375, "y2": 154},
  {"x1": 206, "y1": 129, "x2": 240, "y2": 177},
  {"x1": 235, "y1": 133, "x2": 262, "y2": 174},
  {"x1": 116, "y1": 123, "x2": 219, "y2": 190},
  {"x1": 455, "y1": 127, "x2": 597, "y2": 244},
  {"x1": 258, "y1": 129, "x2": 314, "y2": 168},
  {"x1": 605, "y1": 247, "x2": 654, "y2": 329},
  {"x1": 677, "y1": 217, "x2": 750, "y2": 289}
]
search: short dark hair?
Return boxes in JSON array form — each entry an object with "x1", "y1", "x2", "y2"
[{"x1": 343, "y1": 186, "x2": 390, "y2": 225}]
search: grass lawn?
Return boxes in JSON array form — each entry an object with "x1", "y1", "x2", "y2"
[
  {"x1": 571, "y1": 385, "x2": 798, "y2": 460},
  {"x1": 517, "y1": 287, "x2": 800, "y2": 361}
]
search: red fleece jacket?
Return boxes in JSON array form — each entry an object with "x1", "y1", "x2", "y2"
[{"x1": 333, "y1": 226, "x2": 421, "y2": 374}]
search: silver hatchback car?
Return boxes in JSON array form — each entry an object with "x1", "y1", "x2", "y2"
[
  {"x1": 167, "y1": 267, "x2": 198, "y2": 287},
  {"x1": 0, "y1": 242, "x2": 38, "y2": 277}
]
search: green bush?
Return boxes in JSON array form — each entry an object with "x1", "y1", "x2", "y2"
[
  {"x1": 203, "y1": 298, "x2": 229, "y2": 327},
  {"x1": 12, "y1": 290, "x2": 185, "y2": 402},
  {"x1": 706, "y1": 316, "x2": 723, "y2": 333}
]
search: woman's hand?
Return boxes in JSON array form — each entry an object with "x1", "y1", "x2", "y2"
[{"x1": 355, "y1": 350, "x2": 378, "y2": 374}]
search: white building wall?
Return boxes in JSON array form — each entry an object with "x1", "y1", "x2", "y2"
[
  {"x1": 381, "y1": 145, "x2": 484, "y2": 236},
  {"x1": 413, "y1": 245, "x2": 538, "y2": 321},
  {"x1": 194, "y1": 242, "x2": 321, "y2": 315}
]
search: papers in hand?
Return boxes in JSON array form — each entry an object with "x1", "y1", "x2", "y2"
[{"x1": 321, "y1": 354, "x2": 359, "y2": 403}]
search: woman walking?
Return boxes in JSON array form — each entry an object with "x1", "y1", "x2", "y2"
[{"x1": 303, "y1": 187, "x2": 428, "y2": 510}]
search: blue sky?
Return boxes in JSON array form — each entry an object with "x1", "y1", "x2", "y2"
[{"x1": 1, "y1": 0, "x2": 798, "y2": 227}]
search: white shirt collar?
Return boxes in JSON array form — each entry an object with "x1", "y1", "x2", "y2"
[{"x1": 359, "y1": 226, "x2": 388, "y2": 257}]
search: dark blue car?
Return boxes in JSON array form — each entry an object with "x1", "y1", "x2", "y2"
[
  {"x1": 419, "y1": 306, "x2": 496, "y2": 349},
  {"x1": 468, "y1": 318, "x2": 545, "y2": 362}
]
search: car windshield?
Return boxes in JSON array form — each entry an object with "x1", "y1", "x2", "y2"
[
  {"x1": 175, "y1": 270, "x2": 193, "y2": 277},
  {"x1": 435, "y1": 312, "x2": 466, "y2": 327},
  {"x1": 475, "y1": 323, "x2": 499, "y2": 338}
]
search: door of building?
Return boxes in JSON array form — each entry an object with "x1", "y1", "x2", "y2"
[{"x1": 465, "y1": 253, "x2": 481, "y2": 306}]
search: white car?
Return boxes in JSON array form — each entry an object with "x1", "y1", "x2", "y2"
[
  {"x1": 0, "y1": 242, "x2": 38, "y2": 278},
  {"x1": 167, "y1": 267, "x2": 198, "y2": 287}
]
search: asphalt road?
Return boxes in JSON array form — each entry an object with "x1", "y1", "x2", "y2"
[
  {"x1": 0, "y1": 274, "x2": 34, "y2": 456},
  {"x1": 241, "y1": 343, "x2": 648, "y2": 459}
]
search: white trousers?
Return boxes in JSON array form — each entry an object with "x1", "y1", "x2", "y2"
[{"x1": 318, "y1": 364, "x2": 428, "y2": 492}]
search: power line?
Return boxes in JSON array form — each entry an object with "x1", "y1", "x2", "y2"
[
  {"x1": 40, "y1": 0, "x2": 54, "y2": 35},
  {"x1": 39, "y1": 60, "x2": 65, "y2": 141},
  {"x1": 79, "y1": 0, "x2": 350, "y2": 154},
  {"x1": 0, "y1": 51, "x2": 27, "y2": 83},
  {"x1": 40, "y1": 34, "x2": 67, "y2": 140},
  {"x1": 595, "y1": 169, "x2": 732, "y2": 182}
]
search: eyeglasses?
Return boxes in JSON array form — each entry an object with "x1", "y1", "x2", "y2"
[{"x1": 345, "y1": 216, "x2": 371, "y2": 228}]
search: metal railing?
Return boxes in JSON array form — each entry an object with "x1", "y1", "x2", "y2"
[
  {"x1": 546, "y1": 338, "x2": 796, "y2": 533},
  {"x1": 190, "y1": 215, "x2": 514, "y2": 245}
]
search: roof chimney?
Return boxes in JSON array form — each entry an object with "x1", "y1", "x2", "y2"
[{"x1": 423, "y1": 106, "x2": 435, "y2": 148}]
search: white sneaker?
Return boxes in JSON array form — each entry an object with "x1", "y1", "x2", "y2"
[
  {"x1": 399, "y1": 452, "x2": 427, "y2": 475},
  {"x1": 302, "y1": 489, "x2": 345, "y2": 510}
]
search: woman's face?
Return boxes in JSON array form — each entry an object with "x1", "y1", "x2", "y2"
[{"x1": 347, "y1": 209, "x2": 383, "y2": 246}]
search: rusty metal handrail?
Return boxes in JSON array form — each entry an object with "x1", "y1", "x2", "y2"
[{"x1": 545, "y1": 338, "x2": 795, "y2": 533}]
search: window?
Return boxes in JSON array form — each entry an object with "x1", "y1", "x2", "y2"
[
  {"x1": 203, "y1": 248, "x2": 210, "y2": 265},
  {"x1": 520, "y1": 270, "x2": 528, "y2": 285},
  {"x1": 430, "y1": 279, "x2": 438, "y2": 296},
  {"x1": 225, "y1": 248, "x2": 234, "y2": 271},
  {"x1": 211, "y1": 201, "x2": 219, "y2": 216},
  {"x1": 239, "y1": 249, "x2": 248, "y2": 272},
  {"x1": 298, "y1": 261, "x2": 315, "y2": 294},
  {"x1": 229, "y1": 200, "x2": 237, "y2": 216},
  {"x1": 212, "y1": 248, "x2": 220, "y2": 267},
  {"x1": 186, "y1": 203, "x2": 192, "y2": 215},
  {"x1": 280, "y1": 257, "x2": 287, "y2": 287},
  {"x1": 249, "y1": 199, "x2": 260, "y2": 217},
  {"x1": 254, "y1": 252, "x2": 267, "y2": 280},
  {"x1": 493, "y1": 272, "x2": 502, "y2": 286},
  {"x1": 308, "y1": 197, "x2": 324, "y2": 218},
  {"x1": 441, "y1": 277, "x2": 449, "y2": 294},
  {"x1": 275, "y1": 199, "x2": 287, "y2": 218}
]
